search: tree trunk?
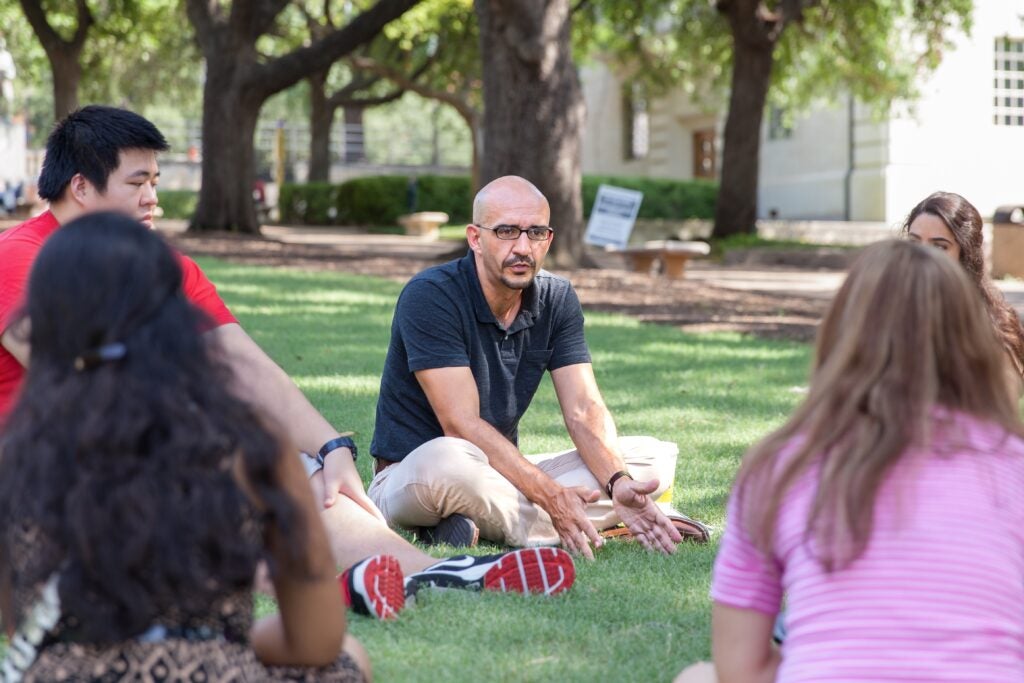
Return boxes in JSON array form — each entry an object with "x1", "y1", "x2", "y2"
[
  {"x1": 308, "y1": 69, "x2": 335, "y2": 182},
  {"x1": 712, "y1": 18, "x2": 777, "y2": 238},
  {"x1": 185, "y1": 0, "x2": 420, "y2": 233},
  {"x1": 51, "y1": 51, "x2": 81, "y2": 120},
  {"x1": 191, "y1": 59, "x2": 261, "y2": 233},
  {"x1": 18, "y1": 0, "x2": 92, "y2": 122},
  {"x1": 469, "y1": 118, "x2": 482, "y2": 195},
  {"x1": 475, "y1": 0, "x2": 585, "y2": 267}
]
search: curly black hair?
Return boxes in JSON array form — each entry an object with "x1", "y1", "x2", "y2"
[{"x1": 0, "y1": 212, "x2": 309, "y2": 642}]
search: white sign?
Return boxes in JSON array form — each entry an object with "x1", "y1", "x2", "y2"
[{"x1": 583, "y1": 184, "x2": 644, "y2": 249}]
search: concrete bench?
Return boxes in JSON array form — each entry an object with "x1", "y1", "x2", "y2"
[
  {"x1": 616, "y1": 240, "x2": 711, "y2": 279},
  {"x1": 398, "y1": 211, "x2": 449, "y2": 240}
]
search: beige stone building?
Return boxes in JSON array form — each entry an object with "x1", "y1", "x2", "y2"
[{"x1": 579, "y1": 0, "x2": 1024, "y2": 224}]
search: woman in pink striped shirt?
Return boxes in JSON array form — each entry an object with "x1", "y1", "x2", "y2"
[{"x1": 687, "y1": 240, "x2": 1024, "y2": 682}]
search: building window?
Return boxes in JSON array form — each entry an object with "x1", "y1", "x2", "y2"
[
  {"x1": 622, "y1": 82, "x2": 649, "y2": 160},
  {"x1": 767, "y1": 106, "x2": 792, "y2": 140},
  {"x1": 994, "y1": 37, "x2": 1024, "y2": 126}
]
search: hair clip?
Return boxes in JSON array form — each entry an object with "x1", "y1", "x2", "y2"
[{"x1": 73, "y1": 342, "x2": 128, "y2": 371}]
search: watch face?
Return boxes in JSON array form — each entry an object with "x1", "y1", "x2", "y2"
[{"x1": 300, "y1": 451, "x2": 324, "y2": 478}]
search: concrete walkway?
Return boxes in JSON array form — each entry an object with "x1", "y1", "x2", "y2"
[{"x1": 685, "y1": 261, "x2": 1024, "y2": 313}]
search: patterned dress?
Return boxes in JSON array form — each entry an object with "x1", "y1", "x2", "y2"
[{"x1": 5, "y1": 523, "x2": 365, "y2": 683}]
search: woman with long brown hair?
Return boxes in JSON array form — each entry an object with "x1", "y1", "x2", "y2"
[
  {"x1": 696, "y1": 240, "x2": 1024, "y2": 682},
  {"x1": 903, "y1": 191, "x2": 1024, "y2": 386}
]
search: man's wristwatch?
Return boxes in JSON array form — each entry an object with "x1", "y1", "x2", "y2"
[
  {"x1": 299, "y1": 436, "x2": 358, "y2": 479},
  {"x1": 605, "y1": 470, "x2": 633, "y2": 499}
]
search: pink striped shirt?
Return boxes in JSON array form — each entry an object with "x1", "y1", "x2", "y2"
[{"x1": 711, "y1": 412, "x2": 1024, "y2": 682}]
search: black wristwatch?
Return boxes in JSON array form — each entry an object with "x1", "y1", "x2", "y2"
[
  {"x1": 605, "y1": 470, "x2": 632, "y2": 499},
  {"x1": 300, "y1": 436, "x2": 358, "y2": 479},
  {"x1": 319, "y1": 435, "x2": 357, "y2": 462}
]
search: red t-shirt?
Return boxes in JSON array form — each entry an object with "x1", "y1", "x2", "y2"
[{"x1": 0, "y1": 211, "x2": 237, "y2": 425}]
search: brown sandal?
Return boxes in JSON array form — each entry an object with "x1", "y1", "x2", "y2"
[{"x1": 599, "y1": 512, "x2": 711, "y2": 544}]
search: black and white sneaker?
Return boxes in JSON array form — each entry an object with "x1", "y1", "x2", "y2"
[
  {"x1": 414, "y1": 513, "x2": 480, "y2": 548},
  {"x1": 338, "y1": 554, "x2": 407, "y2": 620},
  {"x1": 407, "y1": 547, "x2": 575, "y2": 596}
]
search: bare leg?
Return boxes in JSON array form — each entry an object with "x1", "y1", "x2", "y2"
[
  {"x1": 343, "y1": 634, "x2": 373, "y2": 682},
  {"x1": 674, "y1": 662, "x2": 717, "y2": 683},
  {"x1": 320, "y1": 495, "x2": 437, "y2": 574}
]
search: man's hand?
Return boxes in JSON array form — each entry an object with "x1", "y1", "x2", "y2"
[
  {"x1": 310, "y1": 450, "x2": 385, "y2": 523},
  {"x1": 542, "y1": 484, "x2": 604, "y2": 560},
  {"x1": 612, "y1": 477, "x2": 682, "y2": 555}
]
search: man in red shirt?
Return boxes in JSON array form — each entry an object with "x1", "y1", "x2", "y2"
[{"x1": 0, "y1": 106, "x2": 575, "y2": 619}]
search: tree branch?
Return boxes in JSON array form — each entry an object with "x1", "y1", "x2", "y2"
[
  {"x1": 334, "y1": 71, "x2": 383, "y2": 97},
  {"x1": 70, "y1": 0, "x2": 94, "y2": 50},
  {"x1": 330, "y1": 87, "x2": 405, "y2": 109},
  {"x1": 296, "y1": 2, "x2": 318, "y2": 31},
  {"x1": 350, "y1": 54, "x2": 478, "y2": 125},
  {"x1": 252, "y1": 0, "x2": 422, "y2": 98},
  {"x1": 571, "y1": 0, "x2": 592, "y2": 15},
  {"x1": 230, "y1": 0, "x2": 291, "y2": 42},
  {"x1": 184, "y1": 0, "x2": 220, "y2": 48},
  {"x1": 18, "y1": 0, "x2": 69, "y2": 54}
]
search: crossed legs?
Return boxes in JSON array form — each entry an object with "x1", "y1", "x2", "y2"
[{"x1": 367, "y1": 435, "x2": 678, "y2": 546}]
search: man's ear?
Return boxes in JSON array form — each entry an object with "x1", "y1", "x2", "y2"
[
  {"x1": 466, "y1": 223, "x2": 482, "y2": 253},
  {"x1": 66, "y1": 173, "x2": 94, "y2": 207}
]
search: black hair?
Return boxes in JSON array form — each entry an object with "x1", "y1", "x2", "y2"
[
  {"x1": 0, "y1": 212, "x2": 308, "y2": 642},
  {"x1": 37, "y1": 106, "x2": 169, "y2": 201}
]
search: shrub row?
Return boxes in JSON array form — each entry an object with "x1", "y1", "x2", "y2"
[
  {"x1": 580, "y1": 175, "x2": 718, "y2": 221},
  {"x1": 280, "y1": 174, "x2": 718, "y2": 226},
  {"x1": 279, "y1": 175, "x2": 473, "y2": 227},
  {"x1": 156, "y1": 189, "x2": 199, "y2": 220}
]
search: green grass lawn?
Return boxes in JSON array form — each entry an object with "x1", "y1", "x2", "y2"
[{"x1": 1, "y1": 258, "x2": 813, "y2": 681}]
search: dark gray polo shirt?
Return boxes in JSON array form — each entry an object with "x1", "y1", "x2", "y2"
[{"x1": 370, "y1": 251, "x2": 591, "y2": 462}]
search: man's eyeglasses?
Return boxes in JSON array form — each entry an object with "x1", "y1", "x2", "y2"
[{"x1": 474, "y1": 224, "x2": 554, "y2": 242}]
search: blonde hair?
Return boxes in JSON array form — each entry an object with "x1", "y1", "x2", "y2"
[{"x1": 736, "y1": 240, "x2": 1023, "y2": 570}]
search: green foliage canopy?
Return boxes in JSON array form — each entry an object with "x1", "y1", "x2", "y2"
[{"x1": 578, "y1": 0, "x2": 974, "y2": 118}]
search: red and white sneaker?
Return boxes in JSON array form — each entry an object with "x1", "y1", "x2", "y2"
[
  {"x1": 338, "y1": 554, "x2": 407, "y2": 620},
  {"x1": 406, "y1": 547, "x2": 575, "y2": 596}
]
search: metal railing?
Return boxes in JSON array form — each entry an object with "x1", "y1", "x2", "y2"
[{"x1": 151, "y1": 118, "x2": 471, "y2": 174}]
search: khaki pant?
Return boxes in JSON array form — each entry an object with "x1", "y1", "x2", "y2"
[{"x1": 367, "y1": 435, "x2": 677, "y2": 546}]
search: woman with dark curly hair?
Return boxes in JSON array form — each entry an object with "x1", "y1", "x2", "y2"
[
  {"x1": 903, "y1": 191, "x2": 1024, "y2": 391},
  {"x1": 0, "y1": 213, "x2": 369, "y2": 681}
]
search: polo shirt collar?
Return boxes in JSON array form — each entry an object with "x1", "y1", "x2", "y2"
[{"x1": 461, "y1": 250, "x2": 540, "y2": 332}]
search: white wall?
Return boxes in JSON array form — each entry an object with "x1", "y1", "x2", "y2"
[
  {"x1": 0, "y1": 116, "x2": 26, "y2": 187},
  {"x1": 881, "y1": 1, "x2": 1024, "y2": 222},
  {"x1": 762, "y1": 0, "x2": 1024, "y2": 224},
  {"x1": 579, "y1": 61, "x2": 718, "y2": 179},
  {"x1": 758, "y1": 103, "x2": 852, "y2": 220},
  {"x1": 580, "y1": 1, "x2": 1024, "y2": 225}
]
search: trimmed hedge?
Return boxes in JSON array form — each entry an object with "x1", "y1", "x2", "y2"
[
  {"x1": 280, "y1": 174, "x2": 718, "y2": 226},
  {"x1": 582, "y1": 176, "x2": 718, "y2": 220},
  {"x1": 157, "y1": 190, "x2": 198, "y2": 220},
  {"x1": 415, "y1": 175, "x2": 472, "y2": 224}
]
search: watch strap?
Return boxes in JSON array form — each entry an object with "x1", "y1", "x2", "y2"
[
  {"x1": 319, "y1": 435, "x2": 357, "y2": 462},
  {"x1": 605, "y1": 470, "x2": 632, "y2": 499}
]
